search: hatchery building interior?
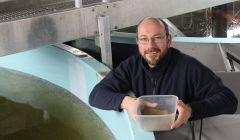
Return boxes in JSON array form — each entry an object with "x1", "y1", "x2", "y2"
[{"x1": 0, "y1": 0, "x2": 240, "y2": 140}]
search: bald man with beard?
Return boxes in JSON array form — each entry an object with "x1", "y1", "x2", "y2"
[{"x1": 89, "y1": 17, "x2": 238, "y2": 129}]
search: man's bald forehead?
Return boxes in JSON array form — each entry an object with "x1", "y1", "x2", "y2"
[
  {"x1": 138, "y1": 17, "x2": 164, "y2": 27},
  {"x1": 136, "y1": 17, "x2": 169, "y2": 36}
]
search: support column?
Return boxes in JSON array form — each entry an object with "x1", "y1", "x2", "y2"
[
  {"x1": 75, "y1": 0, "x2": 83, "y2": 8},
  {"x1": 97, "y1": 15, "x2": 113, "y2": 68},
  {"x1": 212, "y1": 5, "x2": 228, "y2": 37}
]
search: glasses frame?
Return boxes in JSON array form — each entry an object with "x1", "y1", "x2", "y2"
[{"x1": 137, "y1": 35, "x2": 166, "y2": 45}]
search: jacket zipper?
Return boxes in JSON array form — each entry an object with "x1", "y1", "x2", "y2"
[{"x1": 152, "y1": 78, "x2": 157, "y2": 95}]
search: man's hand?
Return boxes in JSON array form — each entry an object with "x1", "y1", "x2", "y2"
[
  {"x1": 121, "y1": 96, "x2": 137, "y2": 121},
  {"x1": 171, "y1": 100, "x2": 192, "y2": 129},
  {"x1": 121, "y1": 96, "x2": 157, "y2": 121}
]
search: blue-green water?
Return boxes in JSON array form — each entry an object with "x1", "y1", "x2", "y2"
[
  {"x1": 0, "y1": 67, "x2": 114, "y2": 140},
  {"x1": 0, "y1": 117, "x2": 83, "y2": 140}
]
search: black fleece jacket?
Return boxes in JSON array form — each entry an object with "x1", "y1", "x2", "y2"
[{"x1": 89, "y1": 48, "x2": 238, "y2": 120}]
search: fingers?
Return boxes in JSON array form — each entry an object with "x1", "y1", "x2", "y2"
[
  {"x1": 143, "y1": 101, "x2": 158, "y2": 108},
  {"x1": 171, "y1": 112, "x2": 186, "y2": 129},
  {"x1": 171, "y1": 100, "x2": 190, "y2": 129},
  {"x1": 123, "y1": 97, "x2": 159, "y2": 122},
  {"x1": 177, "y1": 100, "x2": 185, "y2": 107},
  {"x1": 121, "y1": 96, "x2": 139, "y2": 121},
  {"x1": 121, "y1": 96, "x2": 137, "y2": 109},
  {"x1": 171, "y1": 101, "x2": 185, "y2": 129}
]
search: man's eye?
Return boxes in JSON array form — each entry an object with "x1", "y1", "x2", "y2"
[
  {"x1": 154, "y1": 36, "x2": 163, "y2": 40},
  {"x1": 140, "y1": 38, "x2": 148, "y2": 41}
]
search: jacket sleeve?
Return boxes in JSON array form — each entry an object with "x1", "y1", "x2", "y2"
[
  {"x1": 89, "y1": 60, "x2": 132, "y2": 111},
  {"x1": 188, "y1": 60, "x2": 238, "y2": 120}
]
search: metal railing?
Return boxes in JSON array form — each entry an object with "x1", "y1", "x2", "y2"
[{"x1": 226, "y1": 50, "x2": 240, "y2": 71}]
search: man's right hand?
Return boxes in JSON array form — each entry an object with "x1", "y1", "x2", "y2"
[
  {"x1": 120, "y1": 96, "x2": 137, "y2": 120},
  {"x1": 120, "y1": 96, "x2": 157, "y2": 121}
]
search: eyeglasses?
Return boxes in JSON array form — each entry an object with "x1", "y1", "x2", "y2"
[{"x1": 138, "y1": 35, "x2": 166, "y2": 44}]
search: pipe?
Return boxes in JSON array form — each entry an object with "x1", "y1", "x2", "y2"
[{"x1": 75, "y1": 0, "x2": 82, "y2": 8}]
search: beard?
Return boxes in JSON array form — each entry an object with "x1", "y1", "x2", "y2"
[{"x1": 142, "y1": 47, "x2": 168, "y2": 67}]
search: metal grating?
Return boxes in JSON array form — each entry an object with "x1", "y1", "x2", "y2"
[{"x1": 0, "y1": 1, "x2": 74, "y2": 23}]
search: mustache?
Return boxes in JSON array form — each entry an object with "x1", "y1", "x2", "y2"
[{"x1": 144, "y1": 48, "x2": 161, "y2": 54}]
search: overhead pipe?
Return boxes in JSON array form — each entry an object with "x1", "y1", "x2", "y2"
[{"x1": 75, "y1": 0, "x2": 82, "y2": 8}]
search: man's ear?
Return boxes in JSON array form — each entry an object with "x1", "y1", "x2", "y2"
[{"x1": 167, "y1": 34, "x2": 172, "y2": 48}]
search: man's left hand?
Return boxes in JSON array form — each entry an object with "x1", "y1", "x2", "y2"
[{"x1": 171, "y1": 100, "x2": 192, "y2": 129}]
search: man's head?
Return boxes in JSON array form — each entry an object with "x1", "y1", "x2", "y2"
[{"x1": 136, "y1": 17, "x2": 172, "y2": 68}]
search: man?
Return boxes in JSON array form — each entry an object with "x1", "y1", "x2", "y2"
[{"x1": 89, "y1": 17, "x2": 238, "y2": 129}]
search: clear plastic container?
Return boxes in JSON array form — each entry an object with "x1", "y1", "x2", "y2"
[{"x1": 134, "y1": 95, "x2": 178, "y2": 131}]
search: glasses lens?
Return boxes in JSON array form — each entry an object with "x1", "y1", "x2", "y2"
[
  {"x1": 138, "y1": 36, "x2": 165, "y2": 44},
  {"x1": 138, "y1": 38, "x2": 149, "y2": 44}
]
